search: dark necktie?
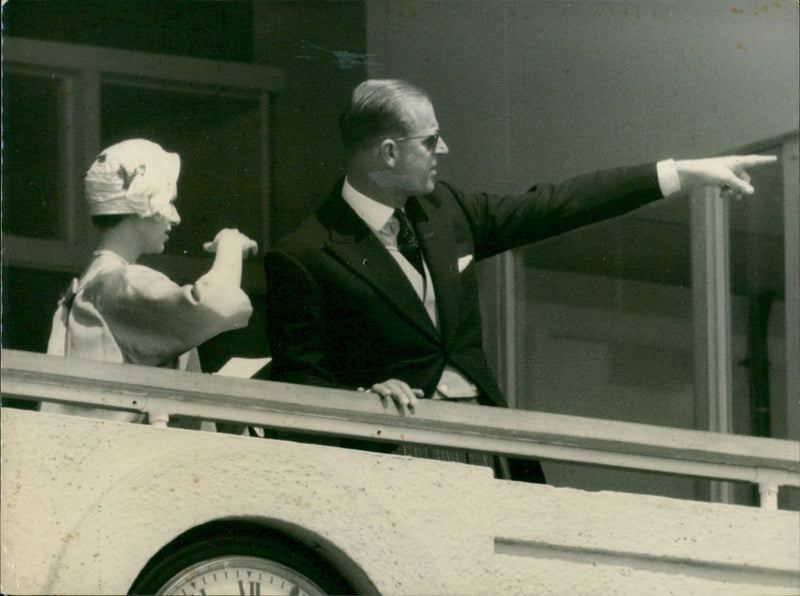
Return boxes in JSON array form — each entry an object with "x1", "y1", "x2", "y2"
[{"x1": 394, "y1": 208, "x2": 424, "y2": 276}]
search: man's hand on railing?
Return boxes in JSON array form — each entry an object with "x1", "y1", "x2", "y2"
[
  {"x1": 358, "y1": 379, "x2": 422, "y2": 415},
  {"x1": 674, "y1": 154, "x2": 777, "y2": 197}
]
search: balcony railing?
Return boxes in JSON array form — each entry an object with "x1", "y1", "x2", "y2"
[{"x1": 2, "y1": 348, "x2": 798, "y2": 510}]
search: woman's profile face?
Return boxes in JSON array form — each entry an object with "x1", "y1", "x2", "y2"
[{"x1": 139, "y1": 197, "x2": 180, "y2": 254}]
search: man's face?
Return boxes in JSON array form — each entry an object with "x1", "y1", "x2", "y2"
[{"x1": 393, "y1": 98, "x2": 449, "y2": 195}]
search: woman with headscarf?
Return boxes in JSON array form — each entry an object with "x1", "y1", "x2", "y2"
[{"x1": 43, "y1": 138, "x2": 257, "y2": 423}]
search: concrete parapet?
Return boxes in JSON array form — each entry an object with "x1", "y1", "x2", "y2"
[
  {"x1": 1, "y1": 408, "x2": 493, "y2": 595},
  {"x1": 493, "y1": 480, "x2": 800, "y2": 595},
  {"x1": 2, "y1": 407, "x2": 797, "y2": 595}
]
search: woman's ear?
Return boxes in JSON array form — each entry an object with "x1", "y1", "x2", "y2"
[{"x1": 378, "y1": 139, "x2": 398, "y2": 168}]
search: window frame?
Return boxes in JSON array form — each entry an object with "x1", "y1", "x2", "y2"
[
  {"x1": 490, "y1": 133, "x2": 799, "y2": 439},
  {"x1": 2, "y1": 37, "x2": 283, "y2": 291}
]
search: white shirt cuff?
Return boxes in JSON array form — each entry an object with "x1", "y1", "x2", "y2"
[{"x1": 656, "y1": 159, "x2": 681, "y2": 197}]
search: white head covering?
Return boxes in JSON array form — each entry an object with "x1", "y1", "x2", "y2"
[{"x1": 84, "y1": 139, "x2": 180, "y2": 218}]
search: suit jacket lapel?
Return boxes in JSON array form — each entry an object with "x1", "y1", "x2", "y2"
[
  {"x1": 318, "y1": 188, "x2": 439, "y2": 342},
  {"x1": 407, "y1": 196, "x2": 461, "y2": 347}
]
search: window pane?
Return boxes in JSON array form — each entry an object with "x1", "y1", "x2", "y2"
[
  {"x1": 100, "y1": 83, "x2": 263, "y2": 257},
  {"x1": 728, "y1": 152, "x2": 784, "y2": 438},
  {"x1": 518, "y1": 196, "x2": 696, "y2": 498},
  {"x1": 2, "y1": 72, "x2": 64, "y2": 239},
  {"x1": 728, "y1": 144, "x2": 798, "y2": 511}
]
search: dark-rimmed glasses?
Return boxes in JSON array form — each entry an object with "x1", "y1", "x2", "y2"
[{"x1": 394, "y1": 131, "x2": 440, "y2": 151}]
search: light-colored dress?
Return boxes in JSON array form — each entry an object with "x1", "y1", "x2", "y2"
[{"x1": 43, "y1": 250, "x2": 253, "y2": 422}]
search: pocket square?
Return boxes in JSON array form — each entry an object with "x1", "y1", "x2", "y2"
[{"x1": 457, "y1": 254, "x2": 473, "y2": 272}]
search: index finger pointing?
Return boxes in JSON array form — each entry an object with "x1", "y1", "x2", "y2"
[{"x1": 734, "y1": 154, "x2": 778, "y2": 167}]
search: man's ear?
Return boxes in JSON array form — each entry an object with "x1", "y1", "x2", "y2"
[{"x1": 379, "y1": 139, "x2": 398, "y2": 168}]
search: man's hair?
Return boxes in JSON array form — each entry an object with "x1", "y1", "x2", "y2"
[{"x1": 340, "y1": 79, "x2": 429, "y2": 154}]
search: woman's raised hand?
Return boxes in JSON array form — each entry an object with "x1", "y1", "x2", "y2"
[{"x1": 203, "y1": 228, "x2": 258, "y2": 259}]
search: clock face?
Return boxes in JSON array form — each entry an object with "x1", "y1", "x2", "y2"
[{"x1": 156, "y1": 555, "x2": 328, "y2": 596}]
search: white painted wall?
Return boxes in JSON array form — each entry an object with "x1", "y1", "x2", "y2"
[{"x1": 2, "y1": 408, "x2": 798, "y2": 595}]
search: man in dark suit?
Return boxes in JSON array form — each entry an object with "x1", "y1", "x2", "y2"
[{"x1": 263, "y1": 79, "x2": 774, "y2": 480}]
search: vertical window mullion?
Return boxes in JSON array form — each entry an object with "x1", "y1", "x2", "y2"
[
  {"x1": 782, "y1": 139, "x2": 800, "y2": 429},
  {"x1": 72, "y1": 69, "x2": 102, "y2": 253},
  {"x1": 59, "y1": 74, "x2": 76, "y2": 244},
  {"x1": 259, "y1": 93, "x2": 272, "y2": 251},
  {"x1": 691, "y1": 186, "x2": 734, "y2": 503}
]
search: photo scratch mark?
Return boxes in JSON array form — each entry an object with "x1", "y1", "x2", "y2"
[{"x1": 299, "y1": 41, "x2": 379, "y2": 70}]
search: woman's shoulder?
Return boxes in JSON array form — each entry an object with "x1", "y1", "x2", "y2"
[{"x1": 84, "y1": 255, "x2": 174, "y2": 296}]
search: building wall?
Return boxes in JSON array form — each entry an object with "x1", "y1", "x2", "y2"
[
  {"x1": 2, "y1": 407, "x2": 798, "y2": 595},
  {"x1": 252, "y1": 1, "x2": 368, "y2": 237},
  {"x1": 365, "y1": 0, "x2": 798, "y2": 189}
]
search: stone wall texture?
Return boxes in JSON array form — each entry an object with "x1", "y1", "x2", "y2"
[{"x1": 2, "y1": 408, "x2": 798, "y2": 595}]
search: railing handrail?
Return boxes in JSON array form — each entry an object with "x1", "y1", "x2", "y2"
[{"x1": 2, "y1": 349, "x2": 798, "y2": 508}]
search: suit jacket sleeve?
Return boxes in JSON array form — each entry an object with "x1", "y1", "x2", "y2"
[{"x1": 445, "y1": 162, "x2": 662, "y2": 260}]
